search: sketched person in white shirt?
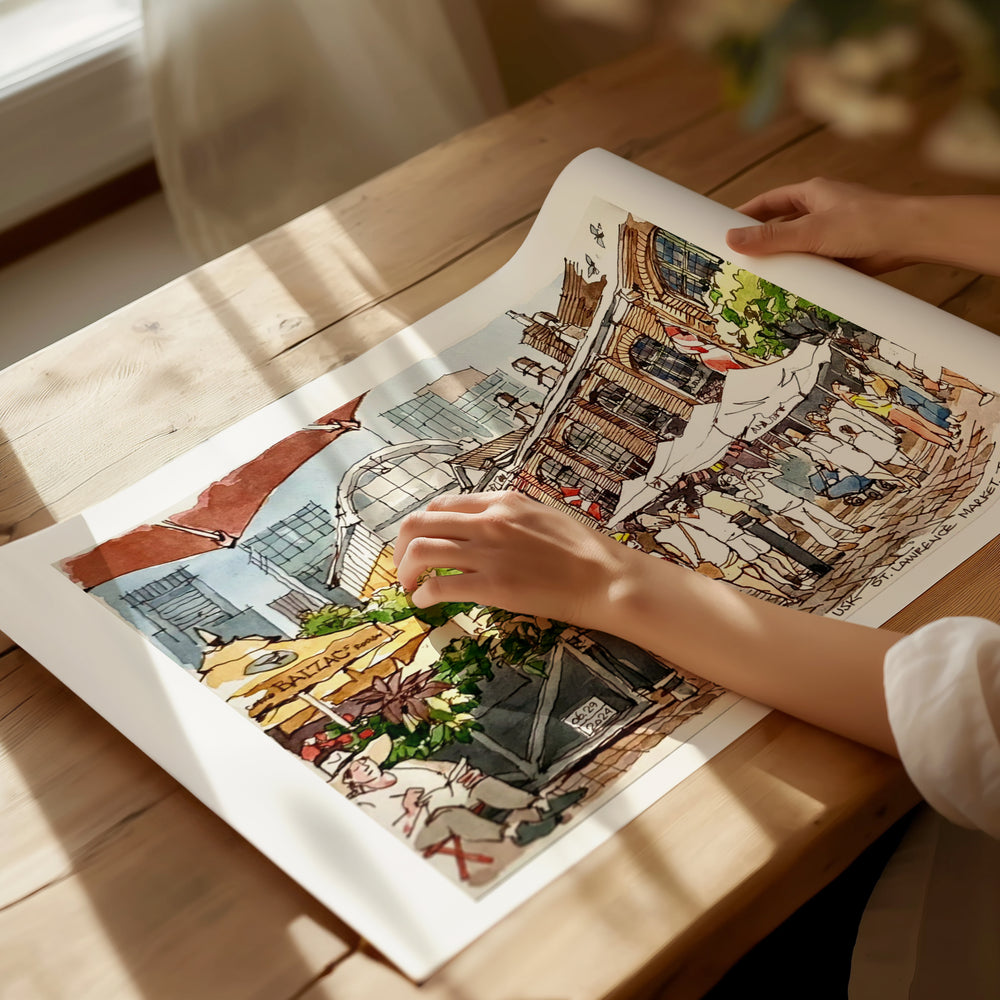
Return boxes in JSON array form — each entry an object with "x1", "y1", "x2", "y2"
[{"x1": 333, "y1": 735, "x2": 584, "y2": 850}]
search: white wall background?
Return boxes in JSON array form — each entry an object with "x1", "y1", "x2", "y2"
[
  {"x1": 0, "y1": 0, "x2": 669, "y2": 371},
  {"x1": 0, "y1": 193, "x2": 191, "y2": 370}
]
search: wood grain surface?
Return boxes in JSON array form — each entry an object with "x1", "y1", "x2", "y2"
[{"x1": 2, "y1": 36, "x2": 998, "y2": 1000}]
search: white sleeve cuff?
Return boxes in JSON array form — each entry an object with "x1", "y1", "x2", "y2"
[{"x1": 884, "y1": 617, "x2": 1000, "y2": 838}]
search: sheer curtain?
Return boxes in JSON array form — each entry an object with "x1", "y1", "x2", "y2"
[{"x1": 143, "y1": 0, "x2": 507, "y2": 259}]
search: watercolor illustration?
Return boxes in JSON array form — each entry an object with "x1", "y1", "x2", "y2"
[{"x1": 57, "y1": 197, "x2": 1000, "y2": 893}]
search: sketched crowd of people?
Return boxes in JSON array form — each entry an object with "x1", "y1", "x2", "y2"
[{"x1": 619, "y1": 329, "x2": 992, "y2": 601}]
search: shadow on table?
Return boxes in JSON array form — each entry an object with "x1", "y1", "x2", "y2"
[
  {"x1": 0, "y1": 428, "x2": 55, "y2": 655},
  {"x1": 702, "y1": 812, "x2": 911, "y2": 1000},
  {"x1": 181, "y1": 156, "x2": 536, "y2": 424},
  {"x1": 606, "y1": 711, "x2": 915, "y2": 1000},
  {"x1": 0, "y1": 435, "x2": 357, "y2": 999}
]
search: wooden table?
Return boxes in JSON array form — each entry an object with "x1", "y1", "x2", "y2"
[{"x1": 3, "y1": 38, "x2": 1000, "y2": 1000}]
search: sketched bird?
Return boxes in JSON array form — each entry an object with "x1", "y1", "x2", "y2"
[
  {"x1": 589, "y1": 222, "x2": 605, "y2": 247},
  {"x1": 585, "y1": 254, "x2": 599, "y2": 278}
]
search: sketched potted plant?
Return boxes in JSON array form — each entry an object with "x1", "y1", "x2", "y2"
[
  {"x1": 299, "y1": 582, "x2": 573, "y2": 765},
  {"x1": 322, "y1": 668, "x2": 481, "y2": 765}
]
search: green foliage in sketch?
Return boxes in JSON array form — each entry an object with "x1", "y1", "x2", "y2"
[
  {"x1": 303, "y1": 588, "x2": 569, "y2": 766},
  {"x1": 298, "y1": 582, "x2": 474, "y2": 637},
  {"x1": 475, "y1": 610, "x2": 564, "y2": 679},
  {"x1": 326, "y1": 664, "x2": 481, "y2": 765},
  {"x1": 711, "y1": 262, "x2": 842, "y2": 359}
]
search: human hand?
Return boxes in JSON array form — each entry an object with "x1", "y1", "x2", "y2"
[
  {"x1": 393, "y1": 491, "x2": 637, "y2": 630},
  {"x1": 725, "y1": 177, "x2": 916, "y2": 274},
  {"x1": 397, "y1": 493, "x2": 903, "y2": 758}
]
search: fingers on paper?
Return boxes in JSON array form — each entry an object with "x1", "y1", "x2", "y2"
[
  {"x1": 395, "y1": 492, "x2": 524, "y2": 562},
  {"x1": 726, "y1": 214, "x2": 824, "y2": 257},
  {"x1": 395, "y1": 492, "x2": 533, "y2": 601},
  {"x1": 734, "y1": 182, "x2": 815, "y2": 221},
  {"x1": 410, "y1": 571, "x2": 479, "y2": 609},
  {"x1": 394, "y1": 510, "x2": 473, "y2": 564},
  {"x1": 395, "y1": 537, "x2": 476, "y2": 592}
]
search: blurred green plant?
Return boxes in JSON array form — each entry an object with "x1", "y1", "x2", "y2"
[{"x1": 679, "y1": 0, "x2": 1000, "y2": 175}]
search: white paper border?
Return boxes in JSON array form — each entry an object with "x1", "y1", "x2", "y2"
[{"x1": 3, "y1": 149, "x2": 1000, "y2": 978}]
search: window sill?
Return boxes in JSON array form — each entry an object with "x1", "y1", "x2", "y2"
[{"x1": 0, "y1": 18, "x2": 152, "y2": 234}]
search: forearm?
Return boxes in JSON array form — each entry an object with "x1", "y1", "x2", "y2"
[
  {"x1": 398, "y1": 493, "x2": 901, "y2": 756},
  {"x1": 892, "y1": 196, "x2": 1000, "y2": 275},
  {"x1": 592, "y1": 548, "x2": 901, "y2": 756},
  {"x1": 728, "y1": 179, "x2": 1000, "y2": 276}
]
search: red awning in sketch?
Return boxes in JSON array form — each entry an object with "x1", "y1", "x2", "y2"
[{"x1": 62, "y1": 399, "x2": 363, "y2": 590}]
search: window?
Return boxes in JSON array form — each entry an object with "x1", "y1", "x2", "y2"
[
  {"x1": 243, "y1": 503, "x2": 333, "y2": 566},
  {"x1": 630, "y1": 334, "x2": 712, "y2": 396},
  {"x1": 592, "y1": 382, "x2": 685, "y2": 436},
  {"x1": 652, "y1": 230, "x2": 722, "y2": 305},
  {"x1": 0, "y1": 0, "x2": 149, "y2": 231},
  {"x1": 564, "y1": 422, "x2": 645, "y2": 477},
  {"x1": 0, "y1": 0, "x2": 141, "y2": 93},
  {"x1": 537, "y1": 457, "x2": 620, "y2": 512},
  {"x1": 687, "y1": 253, "x2": 718, "y2": 282},
  {"x1": 353, "y1": 453, "x2": 456, "y2": 532}
]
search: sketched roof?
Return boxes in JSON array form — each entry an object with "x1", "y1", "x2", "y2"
[
  {"x1": 415, "y1": 367, "x2": 487, "y2": 403},
  {"x1": 450, "y1": 428, "x2": 528, "y2": 470},
  {"x1": 62, "y1": 398, "x2": 363, "y2": 590}
]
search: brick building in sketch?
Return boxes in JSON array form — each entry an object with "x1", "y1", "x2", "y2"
[
  {"x1": 464, "y1": 219, "x2": 738, "y2": 525},
  {"x1": 505, "y1": 257, "x2": 608, "y2": 365}
]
